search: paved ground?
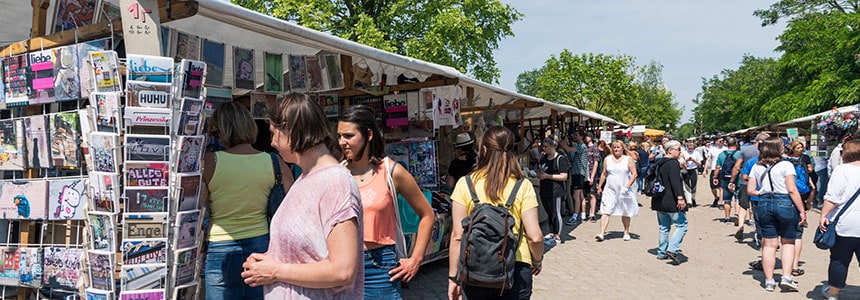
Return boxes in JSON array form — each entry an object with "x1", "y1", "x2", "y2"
[{"x1": 403, "y1": 177, "x2": 860, "y2": 299}]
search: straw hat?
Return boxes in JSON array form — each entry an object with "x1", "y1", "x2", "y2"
[{"x1": 453, "y1": 133, "x2": 474, "y2": 148}]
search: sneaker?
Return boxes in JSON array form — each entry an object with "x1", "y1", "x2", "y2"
[
  {"x1": 734, "y1": 229, "x2": 744, "y2": 242},
  {"x1": 764, "y1": 281, "x2": 775, "y2": 292},
  {"x1": 590, "y1": 216, "x2": 598, "y2": 223},
  {"x1": 543, "y1": 237, "x2": 557, "y2": 246},
  {"x1": 734, "y1": 218, "x2": 739, "y2": 226},
  {"x1": 565, "y1": 216, "x2": 578, "y2": 225},
  {"x1": 779, "y1": 276, "x2": 798, "y2": 292},
  {"x1": 595, "y1": 234, "x2": 604, "y2": 242},
  {"x1": 821, "y1": 285, "x2": 839, "y2": 300},
  {"x1": 666, "y1": 251, "x2": 680, "y2": 264},
  {"x1": 656, "y1": 255, "x2": 668, "y2": 260},
  {"x1": 623, "y1": 234, "x2": 631, "y2": 241}
]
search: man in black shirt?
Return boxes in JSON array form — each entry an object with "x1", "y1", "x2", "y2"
[{"x1": 447, "y1": 132, "x2": 477, "y2": 188}]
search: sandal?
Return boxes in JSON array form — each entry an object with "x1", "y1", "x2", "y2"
[
  {"x1": 749, "y1": 260, "x2": 763, "y2": 271},
  {"x1": 792, "y1": 268, "x2": 805, "y2": 276}
]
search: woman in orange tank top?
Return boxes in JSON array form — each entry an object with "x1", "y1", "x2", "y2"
[{"x1": 337, "y1": 105, "x2": 435, "y2": 300}]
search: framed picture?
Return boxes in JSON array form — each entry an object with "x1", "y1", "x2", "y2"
[
  {"x1": 87, "y1": 250, "x2": 115, "y2": 292},
  {"x1": 121, "y1": 239, "x2": 168, "y2": 266},
  {"x1": 174, "y1": 210, "x2": 200, "y2": 250},
  {"x1": 176, "y1": 136, "x2": 204, "y2": 173},
  {"x1": 123, "y1": 213, "x2": 167, "y2": 239},
  {"x1": 0, "y1": 180, "x2": 49, "y2": 219},
  {"x1": 88, "y1": 173, "x2": 119, "y2": 213},
  {"x1": 90, "y1": 133, "x2": 120, "y2": 173},
  {"x1": 18, "y1": 247, "x2": 43, "y2": 288},
  {"x1": 120, "y1": 265, "x2": 167, "y2": 291},
  {"x1": 42, "y1": 247, "x2": 83, "y2": 290},
  {"x1": 23, "y1": 115, "x2": 51, "y2": 168},
  {"x1": 48, "y1": 178, "x2": 87, "y2": 220},
  {"x1": 125, "y1": 162, "x2": 169, "y2": 187},
  {"x1": 233, "y1": 47, "x2": 255, "y2": 90},
  {"x1": 125, "y1": 134, "x2": 170, "y2": 162},
  {"x1": 87, "y1": 212, "x2": 116, "y2": 252},
  {"x1": 124, "y1": 188, "x2": 169, "y2": 213}
]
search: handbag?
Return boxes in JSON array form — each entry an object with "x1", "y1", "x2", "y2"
[
  {"x1": 266, "y1": 152, "x2": 287, "y2": 223},
  {"x1": 813, "y1": 187, "x2": 860, "y2": 250}
]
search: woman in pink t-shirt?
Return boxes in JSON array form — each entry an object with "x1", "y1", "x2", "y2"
[{"x1": 241, "y1": 93, "x2": 364, "y2": 299}]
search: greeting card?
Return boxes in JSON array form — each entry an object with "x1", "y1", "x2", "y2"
[
  {"x1": 88, "y1": 173, "x2": 119, "y2": 213},
  {"x1": 0, "y1": 180, "x2": 49, "y2": 219},
  {"x1": 23, "y1": 115, "x2": 51, "y2": 168},
  {"x1": 126, "y1": 134, "x2": 170, "y2": 161},
  {"x1": 88, "y1": 212, "x2": 116, "y2": 252},
  {"x1": 87, "y1": 250, "x2": 115, "y2": 291},
  {"x1": 42, "y1": 247, "x2": 83, "y2": 290},
  {"x1": 48, "y1": 178, "x2": 87, "y2": 220}
]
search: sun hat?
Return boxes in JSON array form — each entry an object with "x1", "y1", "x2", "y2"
[{"x1": 453, "y1": 132, "x2": 474, "y2": 148}]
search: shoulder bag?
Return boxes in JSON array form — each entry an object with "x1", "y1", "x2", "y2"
[
  {"x1": 814, "y1": 187, "x2": 860, "y2": 250},
  {"x1": 385, "y1": 157, "x2": 410, "y2": 259},
  {"x1": 266, "y1": 152, "x2": 287, "y2": 223}
]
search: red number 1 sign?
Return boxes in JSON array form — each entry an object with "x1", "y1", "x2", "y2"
[{"x1": 126, "y1": 2, "x2": 153, "y2": 23}]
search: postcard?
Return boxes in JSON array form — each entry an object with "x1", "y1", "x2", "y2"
[
  {"x1": 23, "y1": 115, "x2": 51, "y2": 168},
  {"x1": 175, "y1": 210, "x2": 200, "y2": 250},
  {"x1": 0, "y1": 180, "x2": 49, "y2": 219},
  {"x1": 88, "y1": 250, "x2": 115, "y2": 291},
  {"x1": 179, "y1": 59, "x2": 206, "y2": 99},
  {"x1": 29, "y1": 49, "x2": 57, "y2": 104},
  {"x1": 127, "y1": 81, "x2": 172, "y2": 108},
  {"x1": 125, "y1": 162, "x2": 169, "y2": 187},
  {"x1": 123, "y1": 213, "x2": 167, "y2": 239},
  {"x1": 89, "y1": 51, "x2": 122, "y2": 92},
  {"x1": 90, "y1": 133, "x2": 120, "y2": 173},
  {"x1": 89, "y1": 173, "x2": 119, "y2": 213},
  {"x1": 48, "y1": 178, "x2": 87, "y2": 220},
  {"x1": 120, "y1": 265, "x2": 167, "y2": 291},
  {"x1": 175, "y1": 98, "x2": 204, "y2": 136},
  {"x1": 0, "y1": 119, "x2": 26, "y2": 170},
  {"x1": 92, "y1": 92, "x2": 122, "y2": 132},
  {"x1": 126, "y1": 134, "x2": 170, "y2": 161},
  {"x1": 49, "y1": 112, "x2": 81, "y2": 168},
  {"x1": 77, "y1": 38, "x2": 112, "y2": 98},
  {"x1": 126, "y1": 54, "x2": 174, "y2": 84},
  {"x1": 42, "y1": 247, "x2": 83, "y2": 290},
  {"x1": 3, "y1": 55, "x2": 30, "y2": 107},
  {"x1": 53, "y1": 45, "x2": 81, "y2": 101},
  {"x1": 18, "y1": 247, "x2": 43, "y2": 288},
  {"x1": 122, "y1": 239, "x2": 168, "y2": 266},
  {"x1": 88, "y1": 212, "x2": 116, "y2": 252},
  {"x1": 124, "y1": 189, "x2": 169, "y2": 213},
  {"x1": 0, "y1": 247, "x2": 20, "y2": 286},
  {"x1": 176, "y1": 136, "x2": 204, "y2": 173},
  {"x1": 173, "y1": 248, "x2": 197, "y2": 286},
  {"x1": 124, "y1": 107, "x2": 171, "y2": 127},
  {"x1": 173, "y1": 283, "x2": 198, "y2": 300},
  {"x1": 176, "y1": 174, "x2": 201, "y2": 212},
  {"x1": 120, "y1": 289, "x2": 165, "y2": 300},
  {"x1": 86, "y1": 288, "x2": 114, "y2": 300}
]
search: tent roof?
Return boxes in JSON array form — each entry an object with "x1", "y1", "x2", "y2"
[{"x1": 777, "y1": 104, "x2": 859, "y2": 127}]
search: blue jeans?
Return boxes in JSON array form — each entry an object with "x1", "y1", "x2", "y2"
[
  {"x1": 462, "y1": 262, "x2": 533, "y2": 300},
  {"x1": 364, "y1": 245, "x2": 402, "y2": 300},
  {"x1": 828, "y1": 235, "x2": 860, "y2": 289},
  {"x1": 205, "y1": 234, "x2": 269, "y2": 300},
  {"x1": 656, "y1": 211, "x2": 688, "y2": 257},
  {"x1": 756, "y1": 194, "x2": 801, "y2": 239},
  {"x1": 816, "y1": 169, "x2": 829, "y2": 201}
]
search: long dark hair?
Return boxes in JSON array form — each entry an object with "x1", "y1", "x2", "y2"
[
  {"x1": 474, "y1": 126, "x2": 524, "y2": 203},
  {"x1": 339, "y1": 105, "x2": 385, "y2": 165}
]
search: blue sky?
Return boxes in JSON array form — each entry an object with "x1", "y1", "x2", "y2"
[{"x1": 494, "y1": 0, "x2": 787, "y2": 124}]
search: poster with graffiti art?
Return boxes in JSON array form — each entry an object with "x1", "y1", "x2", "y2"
[
  {"x1": 386, "y1": 141, "x2": 438, "y2": 188},
  {"x1": 53, "y1": 45, "x2": 81, "y2": 102},
  {"x1": 3, "y1": 55, "x2": 30, "y2": 107},
  {"x1": 48, "y1": 178, "x2": 87, "y2": 220},
  {"x1": 305, "y1": 55, "x2": 323, "y2": 92},
  {"x1": 125, "y1": 162, "x2": 169, "y2": 187},
  {"x1": 250, "y1": 92, "x2": 276, "y2": 120},
  {"x1": 176, "y1": 136, "x2": 204, "y2": 173},
  {"x1": 174, "y1": 32, "x2": 201, "y2": 61},
  {"x1": 90, "y1": 133, "x2": 119, "y2": 173},
  {"x1": 288, "y1": 54, "x2": 307, "y2": 92},
  {"x1": 173, "y1": 248, "x2": 197, "y2": 286},
  {"x1": 87, "y1": 250, "x2": 114, "y2": 291},
  {"x1": 201, "y1": 39, "x2": 225, "y2": 87},
  {"x1": 86, "y1": 288, "x2": 114, "y2": 300},
  {"x1": 76, "y1": 38, "x2": 111, "y2": 98},
  {"x1": 120, "y1": 265, "x2": 167, "y2": 291},
  {"x1": 179, "y1": 59, "x2": 206, "y2": 99},
  {"x1": 127, "y1": 81, "x2": 172, "y2": 108},
  {"x1": 41, "y1": 247, "x2": 83, "y2": 290},
  {"x1": 88, "y1": 212, "x2": 115, "y2": 252},
  {"x1": 0, "y1": 180, "x2": 48, "y2": 220},
  {"x1": 174, "y1": 97, "x2": 204, "y2": 136},
  {"x1": 123, "y1": 214, "x2": 167, "y2": 239},
  {"x1": 0, "y1": 119, "x2": 26, "y2": 171},
  {"x1": 49, "y1": 112, "x2": 81, "y2": 168},
  {"x1": 18, "y1": 247, "x2": 43, "y2": 288},
  {"x1": 122, "y1": 239, "x2": 167, "y2": 266},
  {"x1": 233, "y1": 47, "x2": 255, "y2": 90},
  {"x1": 126, "y1": 134, "x2": 170, "y2": 161},
  {"x1": 173, "y1": 283, "x2": 198, "y2": 300},
  {"x1": 175, "y1": 210, "x2": 200, "y2": 250},
  {"x1": 120, "y1": 289, "x2": 165, "y2": 300},
  {"x1": 0, "y1": 247, "x2": 20, "y2": 286},
  {"x1": 53, "y1": 0, "x2": 97, "y2": 33},
  {"x1": 92, "y1": 92, "x2": 122, "y2": 132},
  {"x1": 24, "y1": 115, "x2": 51, "y2": 169},
  {"x1": 127, "y1": 54, "x2": 174, "y2": 84},
  {"x1": 89, "y1": 51, "x2": 122, "y2": 93},
  {"x1": 264, "y1": 52, "x2": 283, "y2": 93},
  {"x1": 29, "y1": 49, "x2": 57, "y2": 104},
  {"x1": 88, "y1": 173, "x2": 119, "y2": 213},
  {"x1": 176, "y1": 174, "x2": 201, "y2": 212},
  {"x1": 124, "y1": 189, "x2": 168, "y2": 213}
]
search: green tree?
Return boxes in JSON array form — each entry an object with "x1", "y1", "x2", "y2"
[
  {"x1": 232, "y1": 0, "x2": 522, "y2": 83},
  {"x1": 633, "y1": 61, "x2": 681, "y2": 131},
  {"x1": 515, "y1": 67, "x2": 543, "y2": 97},
  {"x1": 675, "y1": 122, "x2": 698, "y2": 140}
]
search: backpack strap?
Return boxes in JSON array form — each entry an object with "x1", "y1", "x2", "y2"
[
  {"x1": 268, "y1": 152, "x2": 282, "y2": 185},
  {"x1": 464, "y1": 174, "x2": 481, "y2": 204},
  {"x1": 504, "y1": 179, "x2": 525, "y2": 208},
  {"x1": 758, "y1": 163, "x2": 778, "y2": 193}
]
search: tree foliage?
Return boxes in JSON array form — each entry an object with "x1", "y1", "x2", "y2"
[
  {"x1": 232, "y1": 0, "x2": 522, "y2": 83},
  {"x1": 515, "y1": 50, "x2": 681, "y2": 129}
]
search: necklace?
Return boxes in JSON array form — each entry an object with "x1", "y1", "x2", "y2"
[{"x1": 351, "y1": 164, "x2": 375, "y2": 182}]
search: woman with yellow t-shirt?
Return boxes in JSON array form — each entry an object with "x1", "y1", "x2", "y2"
[{"x1": 448, "y1": 126, "x2": 544, "y2": 300}]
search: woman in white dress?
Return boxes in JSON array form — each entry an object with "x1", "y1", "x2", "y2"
[{"x1": 596, "y1": 140, "x2": 639, "y2": 241}]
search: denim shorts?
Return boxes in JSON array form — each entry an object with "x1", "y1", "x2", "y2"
[
  {"x1": 364, "y1": 245, "x2": 402, "y2": 300},
  {"x1": 756, "y1": 194, "x2": 801, "y2": 239},
  {"x1": 204, "y1": 234, "x2": 269, "y2": 300}
]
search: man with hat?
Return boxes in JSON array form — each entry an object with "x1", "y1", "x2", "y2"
[{"x1": 447, "y1": 132, "x2": 478, "y2": 189}]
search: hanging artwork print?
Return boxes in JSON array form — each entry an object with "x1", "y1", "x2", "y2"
[
  {"x1": 90, "y1": 133, "x2": 119, "y2": 173},
  {"x1": 321, "y1": 53, "x2": 344, "y2": 90},
  {"x1": 0, "y1": 247, "x2": 20, "y2": 286},
  {"x1": 0, "y1": 180, "x2": 48, "y2": 219},
  {"x1": 53, "y1": 45, "x2": 80, "y2": 101},
  {"x1": 179, "y1": 59, "x2": 206, "y2": 99},
  {"x1": 77, "y1": 38, "x2": 112, "y2": 99},
  {"x1": 126, "y1": 134, "x2": 170, "y2": 161},
  {"x1": 201, "y1": 39, "x2": 225, "y2": 87},
  {"x1": 288, "y1": 54, "x2": 306, "y2": 92},
  {"x1": 89, "y1": 51, "x2": 122, "y2": 92},
  {"x1": 42, "y1": 247, "x2": 83, "y2": 290},
  {"x1": 50, "y1": 112, "x2": 80, "y2": 167},
  {"x1": 305, "y1": 55, "x2": 323, "y2": 92},
  {"x1": 88, "y1": 212, "x2": 116, "y2": 252},
  {"x1": 384, "y1": 93, "x2": 409, "y2": 128},
  {"x1": 175, "y1": 210, "x2": 200, "y2": 249},
  {"x1": 3, "y1": 55, "x2": 30, "y2": 107},
  {"x1": 124, "y1": 189, "x2": 168, "y2": 213},
  {"x1": 48, "y1": 178, "x2": 87, "y2": 220},
  {"x1": 86, "y1": 289, "x2": 114, "y2": 300},
  {"x1": 123, "y1": 214, "x2": 167, "y2": 239},
  {"x1": 121, "y1": 265, "x2": 167, "y2": 291},
  {"x1": 386, "y1": 141, "x2": 438, "y2": 188},
  {"x1": 88, "y1": 251, "x2": 115, "y2": 292},
  {"x1": 0, "y1": 119, "x2": 25, "y2": 170},
  {"x1": 173, "y1": 248, "x2": 198, "y2": 286},
  {"x1": 29, "y1": 49, "x2": 57, "y2": 104},
  {"x1": 122, "y1": 239, "x2": 168, "y2": 265},
  {"x1": 427, "y1": 86, "x2": 462, "y2": 128},
  {"x1": 24, "y1": 115, "x2": 51, "y2": 169},
  {"x1": 92, "y1": 92, "x2": 122, "y2": 131},
  {"x1": 176, "y1": 136, "x2": 204, "y2": 173},
  {"x1": 318, "y1": 94, "x2": 339, "y2": 119},
  {"x1": 233, "y1": 47, "x2": 255, "y2": 90},
  {"x1": 125, "y1": 162, "x2": 169, "y2": 187},
  {"x1": 176, "y1": 174, "x2": 201, "y2": 212},
  {"x1": 175, "y1": 97, "x2": 205, "y2": 136},
  {"x1": 175, "y1": 32, "x2": 201, "y2": 61},
  {"x1": 18, "y1": 247, "x2": 43, "y2": 288},
  {"x1": 53, "y1": 0, "x2": 97, "y2": 33},
  {"x1": 120, "y1": 289, "x2": 166, "y2": 300},
  {"x1": 250, "y1": 93, "x2": 275, "y2": 120},
  {"x1": 89, "y1": 173, "x2": 119, "y2": 213},
  {"x1": 264, "y1": 52, "x2": 283, "y2": 92}
]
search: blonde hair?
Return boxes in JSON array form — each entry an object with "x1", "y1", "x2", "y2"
[
  {"x1": 211, "y1": 102, "x2": 257, "y2": 148},
  {"x1": 628, "y1": 141, "x2": 639, "y2": 150},
  {"x1": 610, "y1": 140, "x2": 630, "y2": 156},
  {"x1": 640, "y1": 142, "x2": 651, "y2": 151}
]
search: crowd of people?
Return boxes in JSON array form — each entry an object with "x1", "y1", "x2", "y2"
[{"x1": 198, "y1": 93, "x2": 860, "y2": 299}]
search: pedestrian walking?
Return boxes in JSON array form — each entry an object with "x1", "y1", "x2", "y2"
[
  {"x1": 537, "y1": 136, "x2": 568, "y2": 245},
  {"x1": 595, "y1": 140, "x2": 639, "y2": 242},
  {"x1": 818, "y1": 140, "x2": 860, "y2": 300},
  {"x1": 651, "y1": 140, "x2": 688, "y2": 264}
]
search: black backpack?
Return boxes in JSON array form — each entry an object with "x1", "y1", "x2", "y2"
[
  {"x1": 457, "y1": 175, "x2": 525, "y2": 291},
  {"x1": 719, "y1": 150, "x2": 739, "y2": 180},
  {"x1": 643, "y1": 159, "x2": 670, "y2": 197}
]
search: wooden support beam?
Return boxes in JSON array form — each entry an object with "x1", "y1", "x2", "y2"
[
  {"x1": 3, "y1": 0, "x2": 198, "y2": 57},
  {"x1": 31, "y1": 0, "x2": 50, "y2": 37},
  {"x1": 460, "y1": 98, "x2": 542, "y2": 113},
  {"x1": 336, "y1": 78, "x2": 459, "y2": 98}
]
